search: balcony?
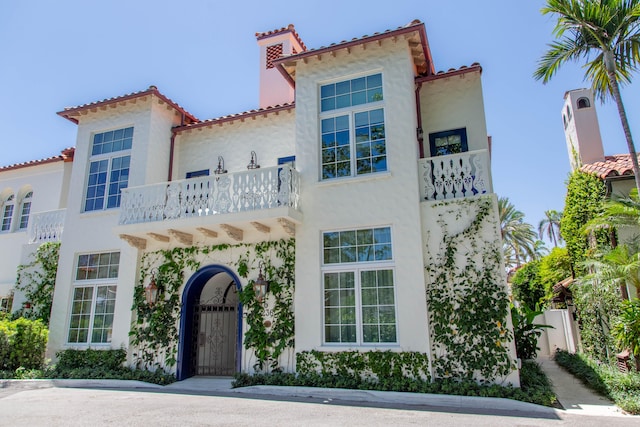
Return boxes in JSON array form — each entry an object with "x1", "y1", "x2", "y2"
[
  {"x1": 418, "y1": 149, "x2": 492, "y2": 201},
  {"x1": 28, "y1": 209, "x2": 65, "y2": 244},
  {"x1": 115, "y1": 165, "x2": 301, "y2": 249}
]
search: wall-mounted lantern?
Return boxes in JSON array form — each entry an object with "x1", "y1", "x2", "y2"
[
  {"x1": 214, "y1": 156, "x2": 227, "y2": 175},
  {"x1": 145, "y1": 270, "x2": 159, "y2": 306},
  {"x1": 247, "y1": 151, "x2": 260, "y2": 170},
  {"x1": 253, "y1": 262, "x2": 269, "y2": 302}
]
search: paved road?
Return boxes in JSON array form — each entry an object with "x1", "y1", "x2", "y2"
[{"x1": 0, "y1": 386, "x2": 637, "y2": 426}]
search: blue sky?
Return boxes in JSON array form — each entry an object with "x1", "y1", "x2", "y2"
[{"x1": 1, "y1": 0, "x2": 638, "y2": 244}]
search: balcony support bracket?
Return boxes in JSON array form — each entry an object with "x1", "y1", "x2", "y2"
[
  {"x1": 168, "y1": 229, "x2": 194, "y2": 246},
  {"x1": 148, "y1": 233, "x2": 170, "y2": 243},
  {"x1": 197, "y1": 227, "x2": 218, "y2": 239},
  {"x1": 221, "y1": 224, "x2": 243, "y2": 241},
  {"x1": 278, "y1": 218, "x2": 296, "y2": 236},
  {"x1": 120, "y1": 234, "x2": 147, "y2": 250},
  {"x1": 251, "y1": 222, "x2": 270, "y2": 234}
]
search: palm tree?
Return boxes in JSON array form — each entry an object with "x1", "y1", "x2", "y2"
[
  {"x1": 538, "y1": 210, "x2": 563, "y2": 247},
  {"x1": 499, "y1": 197, "x2": 538, "y2": 268},
  {"x1": 534, "y1": 0, "x2": 640, "y2": 194}
]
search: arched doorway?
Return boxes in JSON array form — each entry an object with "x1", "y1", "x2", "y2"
[{"x1": 177, "y1": 265, "x2": 242, "y2": 380}]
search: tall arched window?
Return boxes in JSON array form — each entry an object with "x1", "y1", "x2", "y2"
[
  {"x1": 18, "y1": 191, "x2": 33, "y2": 230},
  {"x1": 577, "y1": 97, "x2": 591, "y2": 109},
  {"x1": 1, "y1": 194, "x2": 15, "y2": 232}
]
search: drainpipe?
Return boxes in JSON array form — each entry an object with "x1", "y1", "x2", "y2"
[
  {"x1": 168, "y1": 113, "x2": 186, "y2": 182},
  {"x1": 415, "y1": 82, "x2": 425, "y2": 159}
]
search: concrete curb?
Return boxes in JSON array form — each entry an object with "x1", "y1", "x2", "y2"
[
  {"x1": 1, "y1": 379, "x2": 162, "y2": 391},
  {"x1": 228, "y1": 385, "x2": 557, "y2": 414}
]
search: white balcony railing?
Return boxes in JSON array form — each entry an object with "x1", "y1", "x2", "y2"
[
  {"x1": 418, "y1": 149, "x2": 491, "y2": 201},
  {"x1": 119, "y1": 165, "x2": 300, "y2": 225},
  {"x1": 28, "y1": 209, "x2": 65, "y2": 243}
]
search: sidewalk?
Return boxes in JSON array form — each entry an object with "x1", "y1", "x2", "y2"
[{"x1": 536, "y1": 355, "x2": 626, "y2": 417}]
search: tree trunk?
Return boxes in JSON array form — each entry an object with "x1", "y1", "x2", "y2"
[{"x1": 604, "y1": 50, "x2": 640, "y2": 195}]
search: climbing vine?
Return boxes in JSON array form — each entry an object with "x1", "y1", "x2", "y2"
[
  {"x1": 425, "y1": 196, "x2": 516, "y2": 383},
  {"x1": 129, "y1": 238, "x2": 295, "y2": 373},
  {"x1": 15, "y1": 241, "x2": 60, "y2": 325}
]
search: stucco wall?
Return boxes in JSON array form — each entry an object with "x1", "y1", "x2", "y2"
[
  {"x1": 174, "y1": 110, "x2": 295, "y2": 179},
  {"x1": 0, "y1": 161, "x2": 67, "y2": 305},
  {"x1": 47, "y1": 97, "x2": 183, "y2": 359},
  {"x1": 420, "y1": 71, "x2": 489, "y2": 155},
  {"x1": 293, "y1": 40, "x2": 430, "y2": 354}
]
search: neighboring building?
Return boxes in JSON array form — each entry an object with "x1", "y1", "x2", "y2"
[
  {"x1": 0, "y1": 149, "x2": 74, "y2": 312},
  {"x1": 562, "y1": 88, "x2": 639, "y2": 299},
  {"x1": 1, "y1": 20, "x2": 518, "y2": 385}
]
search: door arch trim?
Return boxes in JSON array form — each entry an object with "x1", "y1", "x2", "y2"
[{"x1": 177, "y1": 264, "x2": 243, "y2": 380}]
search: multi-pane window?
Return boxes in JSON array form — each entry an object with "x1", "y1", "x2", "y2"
[
  {"x1": 320, "y1": 73, "x2": 386, "y2": 180},
  {"x1": 18, "y1": 191, "x2": 32, "y2": 230},
  {"x1": 84, "y1": 127, "x2": 132, "y2": 212},
  {"x1": 1, "y1": 194, "x2": 15, "y2": 232},
  {"x1": 428, "y1": 128, "x2": 468, "y2": 157},
  {"x1": 322, "y1": 227, "x2": 397, "y2": 345},
  {"x1": 68, "y1": 252, "x2": 119, "y2": 344}
]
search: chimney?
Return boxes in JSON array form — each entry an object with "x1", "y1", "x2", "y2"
[
  {"x1": 256, "y1": 24, "x2": 305, "y2": 109},
  {"x1": 563, "y1": 88, "x2": 605, "y2": 170}
]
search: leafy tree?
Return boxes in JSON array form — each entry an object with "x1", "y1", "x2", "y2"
[
  {"x1": 535, "y1": 0, "x2": 640, "y2": 194},
  {"x1": 511, "y1": 260, "x2": 545, "y2": 309},
  {"x1": 539, "y1": 210, "x2": 563, "y2": 247},
  {"x1": 511, "y1": 304, "x2": 552, "y2": 360},
  {"x1": 538, "y1": 247, "x2": 574, "y2": 301},
  {"x1": 499, "y1": 197, "x2": 538, "y2": 269},
  {"x1": 561, "y1": 170, "x2": 608, "y2": 274}
]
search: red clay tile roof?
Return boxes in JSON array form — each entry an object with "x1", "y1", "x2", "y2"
[
  {"x1": 416, "y1": 63, "x2": 482, "y2": 82},
  {"x1": 273, "y1": 20, "x2": 434, "y2": 85},
  {"x1": 0, "y1": 147, "x2": 75, "y2": 172},
  {"x1": 256, "y1": 24, "x2": 307, "y2": 51},
  {"x1": 173, "y1": 102, "x2": 295, "y2": 133},
  {"x1": 57, "y1": 85, "x2": 198, "y2": 124},
  {"x1": 580, "y1": 154, "x2": 638, "y2": 179}
]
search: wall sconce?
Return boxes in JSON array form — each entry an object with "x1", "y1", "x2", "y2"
[
  {"x1": 253, "y1": 262, "x2": 269, "y2": 303},
  {"x1": 247, "y1": 151, "x2": 260, "y2": 170},
  {"x1": 145, "y1": 269, "x2": 159, "y2": 306},
  {"x1": 214, "y1": 156, "x2": 227, "y2": 174}
]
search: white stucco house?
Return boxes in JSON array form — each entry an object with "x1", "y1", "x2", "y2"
[{"x1": 0, "y1": 20, "x2": 518, "y2": 385}]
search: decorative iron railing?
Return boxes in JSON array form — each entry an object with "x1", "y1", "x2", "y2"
[
  {"x1": 28, "y1": 209, "x2": 65, "y2": 243},
  {"x1": 119, "y1": 165, "x2": 300, "y2": 225},
  {"x1": 418, "y1": 149, "x2": 491, "y2": 201}
]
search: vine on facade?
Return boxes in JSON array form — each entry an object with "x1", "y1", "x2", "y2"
[
  {"x1": 425, "y1": 196, "x2": 516, "y2": 383},
  {"x1": 15, "y1": 241, "x2": 60, "y2": 325},
  {"x1": 129, "y1": 238, "x2": 295, "y2": 373}
]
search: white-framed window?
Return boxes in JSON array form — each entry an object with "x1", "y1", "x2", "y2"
[
  {"x1": 320, "y1": 73, "x2": 386, "y2": 180},
  {"x1": 1, "y1": 194, "x2": 15, "y2": 232},
  {"x1": 322, "y1": 226, "x2": 397, "y2": 345},
  {"x1": 67, "y1": 252, "x2": 119, "y2": 344},
  {"x1": 84, "y1": 127, "x2": 133, "y2": 212},
  {"x1": 18, "y1": 191, "x2": 32, "y2": 230}
]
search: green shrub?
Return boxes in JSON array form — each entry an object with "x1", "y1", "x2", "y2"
[
  {"x1": 0, "y1": 317, "x2": 48, "y2": 370},
  {"x1": 232, "y1": 359, "x2": 557, "y2": 407},
  {"x1": 511, "y1": 304, "x2": 551, "y2": 360},
  {"x1": 48, "y1": 348, "x2": 175, "y2": 385},
  {"x1": 554, "y1": 349, "x2": 640, "y2": 414},
  {"x1": 55, "y1": 348, "x2": 126, "y2": 371}
]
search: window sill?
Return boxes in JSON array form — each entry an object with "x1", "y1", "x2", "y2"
[
  {"x1": 317, "y1": 171, "x2": 392, "y2": 188},
  {"x1": 319, "y1": 343, "x2": 400, "y2": 350}
]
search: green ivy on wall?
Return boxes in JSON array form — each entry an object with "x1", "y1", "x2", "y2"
[
  {"x1": 296, "y1": 350, "x2": 431, "y2": 382},
  {"x1": 15, "y1": 242, "x2": 60, "y2": 325},
  {"x1": 129, "y1": 238, "x2": 295, "y2": 373},
  {"x1": 425, "y1": 196, "x2": 516, "y2": 382},
  {"x1": 560, "y1": 170, "x2": 608, "y2": 274}
]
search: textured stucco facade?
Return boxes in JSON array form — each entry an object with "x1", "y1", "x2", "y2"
[{"x1": 0, "y1": 20, "x2": 517, "y2": 385}]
